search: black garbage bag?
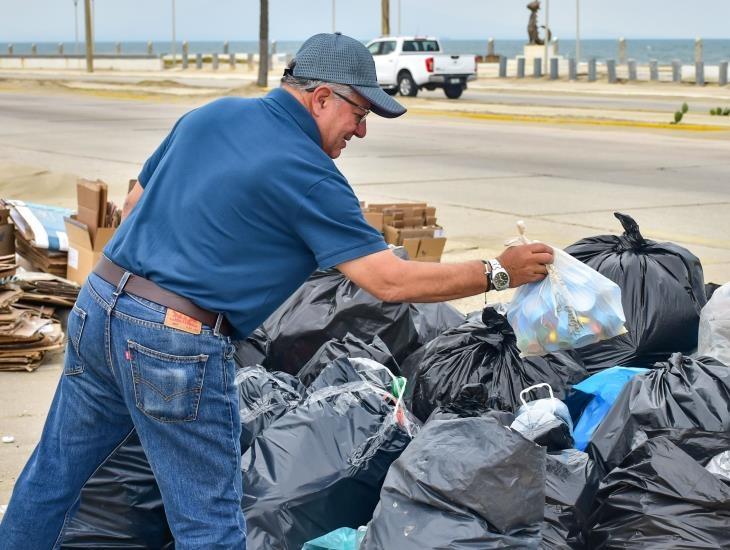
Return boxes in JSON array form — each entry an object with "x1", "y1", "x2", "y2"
[
  {"x1": 541, "y1": 450, "x2": 599, "y2": 550},
  {"x1": 297, "y1": 333, "x2": 398, "y2": 387},
  {"x1": 588, "y1": 435, "x2": 730, "y2": 549},
  {"x1": 587, "y1": 353, "x2": 730, "y2": 477},
  {"x1": 241, "y1": 359, "x2": 419, "y2": 550},
  {"x1": 406, "y1": 307, "x2": 588, "y2": 422},
  {"x1": 360, "y1": 416, "x2": 545, "y2": 549},
  {"x1": 236, "y1": 366, "x2": 306, "y2": 453},
  {"x1": 61, "y1": 431, "x2": 173, "y2": 549},
  {"x1": 241, "y1": 268, "x2": 463, "y2": 375},
  {"x1": 565, "y1": 212, "x2": 706, "y2": 371}
]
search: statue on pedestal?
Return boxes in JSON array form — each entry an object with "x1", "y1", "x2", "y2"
[{"x1": 527, "y1": 1, "x2": 551, "y2": 46}]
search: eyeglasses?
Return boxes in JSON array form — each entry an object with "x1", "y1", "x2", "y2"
[{"x1": 331, "y1": 90, "x2": 370, "y2": 125}]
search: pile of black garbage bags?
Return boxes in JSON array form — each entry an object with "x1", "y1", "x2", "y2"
[{"x1": 61, "y1": 213, "x2": 730, "y2": 550}]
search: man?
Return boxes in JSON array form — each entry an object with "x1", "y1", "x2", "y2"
[{"x1": 0, "y1": 33, "x2": 552, "y2": 549}]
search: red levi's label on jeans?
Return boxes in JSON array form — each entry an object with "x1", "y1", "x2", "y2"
[{"x1": 164, "y1": 309, "x2": 203, "y2": 335}]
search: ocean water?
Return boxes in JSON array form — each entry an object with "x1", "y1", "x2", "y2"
[{"x1": 5, "y1": 39, "x2": 730, "y2": 65}]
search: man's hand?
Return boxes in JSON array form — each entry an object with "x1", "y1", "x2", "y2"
[{"x1": 498, "y1": 243, "x2": 554, "y2": 287}]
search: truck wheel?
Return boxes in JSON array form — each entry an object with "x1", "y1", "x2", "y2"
[
  {"x1": 444, "y1": 85, "x2": 463, "y2": 99},
  {"x1": 384, "y1": 88, "x2": 398, "y2": 96},
  {"x1": 398, "y1": 72, "x2": 418, "y2": 97}
]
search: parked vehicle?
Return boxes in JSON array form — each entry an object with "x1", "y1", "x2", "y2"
[{"x1": 366, "y1": 36, "x2": 477, "y2": 99}]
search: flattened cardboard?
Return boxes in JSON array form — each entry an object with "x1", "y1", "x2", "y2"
[{"x1": 0, "y1": 224, "x2": 15, "y2": 256}]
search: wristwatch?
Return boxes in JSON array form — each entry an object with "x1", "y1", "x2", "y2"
[{"x1": 488, "y1": 258, "x2": 510, "y2": 291}]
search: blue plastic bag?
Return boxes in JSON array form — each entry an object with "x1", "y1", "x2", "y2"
[
  {"x1": 571, "y1": 366, "x2": 648, "y2": 451},
  {"x1": 302, "y1": 527, "x2": 366, "y2": 550}
]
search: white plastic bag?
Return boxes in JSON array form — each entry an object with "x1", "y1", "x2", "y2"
[
  {"x1": 511, "y1": 383, "x2": 574, "y2": 436},
  {"x1": 697, "y1": 283, "x2": 730, "y2": 366},
  {"x1": 506, "y1": 222, "x2": 627, "y2": 356}
]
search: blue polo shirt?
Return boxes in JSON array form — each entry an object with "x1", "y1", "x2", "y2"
[{"x1": 105, "y1": 88, "x2": 387, "y2": 338}]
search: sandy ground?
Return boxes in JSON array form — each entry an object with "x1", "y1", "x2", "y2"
[{"x1": 0, "y1": 72, "x2": 729, "y2": 509}]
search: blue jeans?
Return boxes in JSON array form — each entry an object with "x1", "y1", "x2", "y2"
[{"x1": 0, "y1": 273, "x2": 246, "y2": 549}]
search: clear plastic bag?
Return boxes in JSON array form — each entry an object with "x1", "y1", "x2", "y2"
[
  {"x1": 506, "y1": 222, "x2": 627, "y2": 356},
  {"x1": 697, "y1": 283, "x2": 730, "y2": 366}
]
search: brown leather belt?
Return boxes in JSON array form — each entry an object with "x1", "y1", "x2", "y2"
[{"x1": 93, "y1": 256, "x2": 232, "y2": 336}]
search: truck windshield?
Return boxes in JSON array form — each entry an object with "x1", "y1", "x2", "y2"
[{"x1": 402, "y1": 40, "x2": 440, "y2": 53}]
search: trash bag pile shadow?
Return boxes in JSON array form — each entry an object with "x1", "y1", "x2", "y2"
[{"x1": 60, "y1": 214, "x2": 730, "y2": 549}]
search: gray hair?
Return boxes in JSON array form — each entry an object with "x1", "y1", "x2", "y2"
[{"x1": 281, "y1": 59, "x2": 355, "y2": 98}]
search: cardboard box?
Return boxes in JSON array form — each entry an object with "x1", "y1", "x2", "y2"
[
  {"x1": 64, "y1": 216, "x2": 116, "y2": 285},
  {"x1": 403, "y1": 237, "x2": 447, "y2": 262},
  {"x1": 367, "y1": 202, "x2": 428, "y2": 212},
  {"x1": 384, "y1": 225, "x2": 443, "y2": 246},
  {"x1": 362, "y1": 211, "x2": 384, "y2": 232}
]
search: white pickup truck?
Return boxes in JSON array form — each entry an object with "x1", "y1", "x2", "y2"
[{"x1": 366, "y1": 36, "x2": 477, "y2": 99}]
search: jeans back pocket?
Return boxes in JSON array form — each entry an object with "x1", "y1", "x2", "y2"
[
  {"x1": 64, "y1": 305, "x2": 87, "y2": 376},
  {"x1": 128, "y1": 340, "x2": 208, "y2": 422}
]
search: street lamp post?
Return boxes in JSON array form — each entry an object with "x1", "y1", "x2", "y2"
[
  {"x1": 332, "y1": 0, "x2": 335, "y2": 33},
  {"x1": 398, "y1": 0, "x2": 401, "y2": 35},
  {"x1": 171, "y1": 0, "x2": 176, "y2": 67},
  {"x1": 84, "y1": 0, "x2": 93, "y2": 72}
]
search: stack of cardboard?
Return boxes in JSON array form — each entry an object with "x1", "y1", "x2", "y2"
[
  {"x1": 64, "y1": 179, "x2": 121, "y2": 285},
  {"x1": 361, "y1": 202, "x2": 446, "y2": 262},
  {"x1": 7, "y1": 200, "x2": 74, "y2": 277},
  {"x1": 0, "y1": 282, "x2": 64, "y2": 372},
  {"x1": 15, "y1": 271, "x2": 79, "y2": 309}
]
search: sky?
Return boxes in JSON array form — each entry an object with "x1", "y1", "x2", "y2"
[{"x1": 1, "y1": 0, "x2": 728, "y2": 43}]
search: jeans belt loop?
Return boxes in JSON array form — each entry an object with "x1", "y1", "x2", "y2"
[
  {"x1": 213, "y1": 313, "x2": 224, "y2": 337},
  {"x1": 110, "y1": 271, "x2": 132, "y2": 309}
]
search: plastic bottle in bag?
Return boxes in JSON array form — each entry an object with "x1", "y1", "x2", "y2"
[{"x1": 506, "y1": 222, "x2": 627, "y2": 356}]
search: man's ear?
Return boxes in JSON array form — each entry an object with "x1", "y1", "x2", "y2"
[{"x1": 310, "y1": 86, "x2": 334, "y2": 118}]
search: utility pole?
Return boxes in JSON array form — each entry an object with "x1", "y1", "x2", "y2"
[
  {"x1": 84, "y1": 0, "x2": 93, "y2": 72},
  {"x1": 171, "y1": 0, "x2": 177, "y2": 67},
  {"x1": 381, "y1": 0, "x2": 390, "y2": 36},
  {"x1": 397, "y1": 0, "x2": 401, "y2": 34},
  {"x1": 257, "y1": 0, "x2": 269, "y2": 87},
  {"x1": 73, "y1": 0, "x2": 79, "y2": 55},
  {"x1": 332, "y1": 0, "x2": 336, "y2": 33}
]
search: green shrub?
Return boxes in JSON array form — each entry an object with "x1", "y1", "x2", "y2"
[{"x1": 681, "y1": 102, "x2": 689, "y2": 114}]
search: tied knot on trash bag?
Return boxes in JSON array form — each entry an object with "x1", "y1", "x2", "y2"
[
  {"x1": 613, "y1": 211, "x2": 647, "y2": 251},
  {"x1": 505, "y1": 221, "x2": 627, "y2": 357}
]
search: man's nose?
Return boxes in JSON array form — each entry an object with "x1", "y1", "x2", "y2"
[{"x1": 354, "y1": 119, "x2": 367, "y2": 139}]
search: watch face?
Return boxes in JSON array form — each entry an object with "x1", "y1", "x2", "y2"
[{"x1": 494, "y1": 271, "x2": 510, "y2": 289}]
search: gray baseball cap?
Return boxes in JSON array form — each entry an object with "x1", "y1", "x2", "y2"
[{"x1": 290, "y1": 32, "x2": 406, "y2": 119}]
